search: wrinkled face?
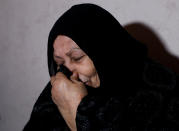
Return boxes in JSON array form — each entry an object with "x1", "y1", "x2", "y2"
[{"x1": 53, "y1": 35, "x2": 100, "y2": 88}]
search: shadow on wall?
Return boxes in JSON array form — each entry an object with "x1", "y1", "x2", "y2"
[{"x1": 124, "y1": 22, "x2": 179, "y2": 74}]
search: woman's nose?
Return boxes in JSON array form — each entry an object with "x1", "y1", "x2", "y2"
[{"x1": 64, "y1": 61, "x2": 75, "y2": 73}]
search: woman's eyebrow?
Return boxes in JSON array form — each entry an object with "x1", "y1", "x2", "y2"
[
  {"x1": 54, "y1": 55, "x2": 63, "y2": 59},
  {"x1": 54, "y1": 47, "x2": 80, "y2": 59},
  {"x1": 66, "y1": 47, "x2": 80, "y2": 56}
]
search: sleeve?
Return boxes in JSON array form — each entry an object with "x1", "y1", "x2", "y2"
[
  {"x1": 75, "y1": 88, "x2": 179, "y2": 131},
  {"x1": 75, "y1": 93, "x2": 124, "y2": 131},
  {"x1": 164, "y1": 74, "x2": 179, "y2": 128},
  {"x1": 23, "y1": 81, "x2": 70, "y2": 131}
]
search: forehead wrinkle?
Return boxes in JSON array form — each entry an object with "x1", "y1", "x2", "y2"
[
  {"x1": 54, "y1": 47, "x2": 81, "y2": 58},
  {"x1": 53, "y1": 35, "x2": 81, "y2": 57},
  {"x1": 66, "y1": 47, "x2": 81, "y2": 56}
]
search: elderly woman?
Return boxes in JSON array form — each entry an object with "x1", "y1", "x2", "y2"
[{"x1": 23, "y1": 3, "x2": 179, "y2": 131}]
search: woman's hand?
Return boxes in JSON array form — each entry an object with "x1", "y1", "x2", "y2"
[{"x1": 50, "y1": 71, "x2": 88, "y2": 131}]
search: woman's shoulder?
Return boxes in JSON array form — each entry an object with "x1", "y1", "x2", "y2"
[
  {"x1": 126, "y1": 57, "x2": 179, "y2": 126},
  {"x1": 143, "y1": 57, "x2": 177, "y2": 92}
]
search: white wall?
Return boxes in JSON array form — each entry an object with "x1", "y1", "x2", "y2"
[{"x1": 0, "y1": 0, "x2": 178, "y2": 131}]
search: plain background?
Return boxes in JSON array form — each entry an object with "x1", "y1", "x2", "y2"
[{"x1": 0, "y1": 0, "x2": 179, "y2": 131}]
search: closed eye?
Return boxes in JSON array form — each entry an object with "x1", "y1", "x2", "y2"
[{"x1": 72, "y1": 55, "x2": 85, "y2": 61}]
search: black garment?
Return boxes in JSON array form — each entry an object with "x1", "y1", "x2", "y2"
[{"x1": 23, "y1": 3, "x2": 179, "y2": 131}]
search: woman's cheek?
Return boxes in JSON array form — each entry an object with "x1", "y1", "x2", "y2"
[{"x1": 77, "y1": 58, "x2": 96, "y2": 77}]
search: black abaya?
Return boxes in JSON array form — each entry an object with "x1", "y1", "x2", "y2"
[{"x1": 23, "y1": 3, "x2": 179, "y2": 131}]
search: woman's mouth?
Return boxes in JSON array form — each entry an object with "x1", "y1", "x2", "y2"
[
  {"x1": 79, "y1": 75, "x2": 90, "y2": 83},
  {"x1": 78, "y1": 76, "x2": 91, "y2": 86},
  {"x1": 78, "y1": 78, "x2": 89, "y2": 84},
  {"x1": 79, "y1": 78, "x2": 90, "y2": 85}
]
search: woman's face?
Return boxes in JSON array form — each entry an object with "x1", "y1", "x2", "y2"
[{"x1": 53, "y1": 35, "x2": 100, "y2": 88}]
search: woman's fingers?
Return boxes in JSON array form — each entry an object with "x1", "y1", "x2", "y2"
[
  {"x1": 56, "y1": 72, "x2": 72, "y2": 82},
  {"x1": 50, "y1": 72, "x2": 67, "y2": 86},
  {"x1": 51, "y1": 71, "x2": 84, "y2": 88},
  {"x1": 51, "y1": 72, "x2": 72, "y2": 86},
  {"x1": 55, "y1": 72, "x2": 66, "y2": 79}
]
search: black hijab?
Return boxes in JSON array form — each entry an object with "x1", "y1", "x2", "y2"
[
  {"x1": 47, "y1": 3, "x2": 148, "y2": 96},
  {"x1": 23, "y1": 3, "x2": 179, "y2": 130}
]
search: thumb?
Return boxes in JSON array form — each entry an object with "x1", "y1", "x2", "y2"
[{"x1": 70, "y1": 72, "x2": 79, "y2": 83}]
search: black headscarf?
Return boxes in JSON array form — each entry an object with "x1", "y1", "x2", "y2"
[
  {"x1": 23, "y1": 3, "x2": 179, "y2": 130},
  {"x1": 47, "y1": 3, "x2": 148, "y2": 96}
]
